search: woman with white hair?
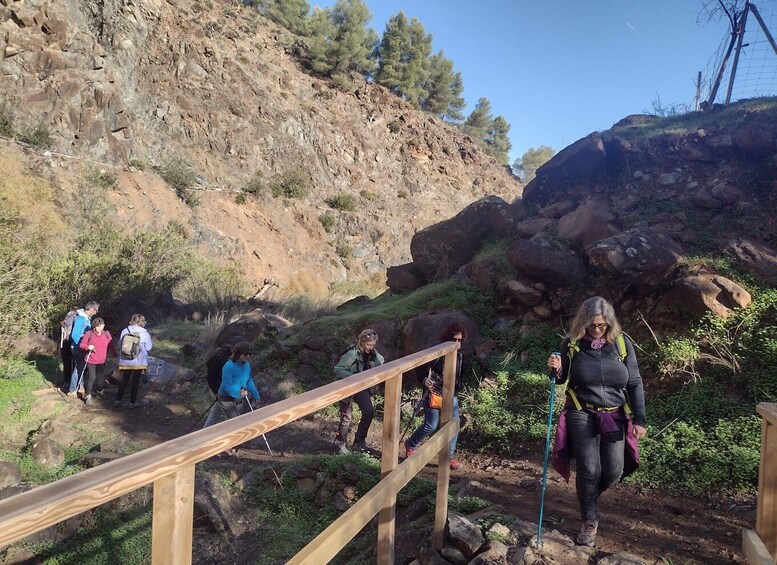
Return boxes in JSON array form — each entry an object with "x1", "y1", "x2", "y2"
[
  {"x1": 547, "y1": 296, "x2": 647, "y2": 547},
  {"x1": 333, "y1": 328, "x2": 384, "y2": 454}
]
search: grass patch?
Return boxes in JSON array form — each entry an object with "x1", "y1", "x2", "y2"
[
  {"x1": 319, "y1": 211, "x2": 336, "y2": 233},
  {"x1": 325, "y1": 193, "x2": 357, "y2": 212},
  {"x1": 17, "y1": 123, "x2": 52, "y2": 148},
  {"x1": 269, "y1": 170, "x2": 310, "y2": 199},
  {"x1": 158, "y1": 159, "x2": 198, "y2": 206}
]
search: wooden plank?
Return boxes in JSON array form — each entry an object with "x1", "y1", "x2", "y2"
[
  {"x1": 376, "y1": 372, "x2": 402, "y2": 565},
  {"x1": 758, "y1": 403, "x2": 777, "y2": 427},
  {"x1": 0, "y1": 343, "x2": 458, "y2": 548},
  {"x1": 742, "y1": 529, "x2": 776, "y2": 565},
  {"x1": 289, "y1": 420, "x2": 458, "y2": 565},
  {"x1": 432, "y1": 347, "x2": 457, "y2": 549},
  {"x1": 756, "y1": 404, "x2": 777, "y2": 560},
  {"x1": 151, "y1": 465, "x2": 195, "y2": 565}
]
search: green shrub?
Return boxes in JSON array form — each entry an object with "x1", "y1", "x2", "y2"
[
  {"x1": 85, "y1": 168, "x2": 118, "y2": 190},
  {"x1": 269, "y1": 170, "x2": 310, "y2": 199},
  {"x1": 325, "y1": 193, "x2": 356, "y2": 212},
  {"x1": 235, "y1": 192, "x2": 247, "y2": 204},
  {"x1": 158, "y1": 159, "x2": 198, "y2": 206},
  {"x1": 335, "y1": 241, "x2": 351, "y2": 261},
  {"x1": 0, "y1": 104, "x2": 13, "y2": 137},
  {"x1": 18, "y1": 123, "x2": 52, "y2": 148},
  {"x1": 128, "y1": 158, "x2": 146, "y2": 171},
  {"x1": 245, "y1": 173, "x2": 265, "y2": 195},
  {"x1": 319, "y1": 211, "x2": 335, "y2": 233}
]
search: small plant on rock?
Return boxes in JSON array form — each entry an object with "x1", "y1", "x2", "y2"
[
  {"x1": 325, "y1": 193, "x2": 357, "y2": 212},
  {"x1": 18, "y1": 123, "x2": 52, "y2": 149},
  {"x1": 269, "y1": 170, "x2": 310, "y2": 199}
]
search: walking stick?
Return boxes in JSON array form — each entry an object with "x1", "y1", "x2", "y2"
[
  {"x1": 75, "y1": 351, "x2": 92, "y2": 394},
  {"x1": 537, "y1": 352, "x2": 560, "y2": 547},
  {"x1": 188, "y1": 397, "x2": 218, "y2": 433},
  {"x1": 244, "y1": 396, "x2": 283, "y2": 486}
]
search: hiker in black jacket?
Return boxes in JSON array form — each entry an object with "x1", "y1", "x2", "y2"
[
  {"x1": 404, "y1": 322, "x2": 466, "y2": 471},
  {"x1": 547, "y1": 296, "x2": 647, "y2": 547}
]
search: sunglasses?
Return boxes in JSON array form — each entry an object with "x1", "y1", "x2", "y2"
[
  {"x1": 588, "y1": 323, "x2": 608, "y2": 330},
  {"x1": 453, "y1": 337, "x2": 464, "y2": 342}
]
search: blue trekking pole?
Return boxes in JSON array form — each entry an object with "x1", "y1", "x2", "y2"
[{"x1": 537, "y1": 352, "x2": 560, "y2": 546}]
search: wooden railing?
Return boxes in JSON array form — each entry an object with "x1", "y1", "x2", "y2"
[
  {"x1": 743, "y1": 403, "x2": 777, "y2": 565},
  {"x1": 0, "y1": 342, "x2": 461, "y2": 564}
]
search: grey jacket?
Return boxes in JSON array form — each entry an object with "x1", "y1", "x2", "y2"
[{"x1": 556, "y1": 336, "x2": 646, "y2": 426}]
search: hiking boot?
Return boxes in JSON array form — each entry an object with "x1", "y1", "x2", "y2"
[
  {"x1": 93, "y1": 390, "x2": 105, "y2": 397},
  {"x1": 66, "y1": 391, "x2": 77, "y2": 398},
  {"x1": 78, "y1": 387, "x2": 85, "y2": 395},
  {"x1": 128, "y1": 402, "x2": 139, "y2": 409},
  {"x1": 576, "y1": 521, "x2": 598, "y2": 546},
  {"x1": 404, "y1": 439, "x2": 416, "y2": 458},
  {"x1": 113, "y1": 400, "x2": 122, "y2": 407},
  {"x1": 334, "y1": 439, "x2": 349, "y2": 454},
  {"x1": 352, "y1": 440, "x2": 377, "y2": 455},
  {"x1": 84, "y1": 394, "x2": 93, "y2": 406},
  {"x1": 449, "y1": 458, "x2": 463, "y2": 471}
]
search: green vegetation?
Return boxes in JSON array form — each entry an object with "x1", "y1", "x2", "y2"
[
  {"x1": 0, "y1": 103, "x2": 14, "y2": 137},
  {"x1": 269, "y1": 169, "x2": 310, "y2": 199},
  {"x1": 17, "y1": 123, "x2": 52, "y2": 148},
  {"x1": 512, "y1": 145, "x2": 556, "y2": 182},
  {"x1": 325, "y1": 193, "x2": 357, "y2": 212},
  {"x1": 85, "y1": 168, "x2": 118, "y2": 190},
  {"x1": 158, "y1": 159, "x2": 198, "y2": 207},
  {"x1": 244, "y1": 172, "x2": 265, "y2": 195},
  {"x1": 319, "y1": 211, "x2": 336, "y2": 232}
]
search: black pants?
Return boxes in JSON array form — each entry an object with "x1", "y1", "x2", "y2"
[
  {"x1": 336, "y1": 389, "x2": 374, "y2": 444},
  {"x1": 566, "y1": 409, "x2": 626, "y2": 523},
  {"x1": 60, "y1": 344, "x2": 73, "y2": 386},
  {"x1": 84, "y1": 363, "x2": 105, "y2": 396},
  {"x1": 117, "y1": 369, "x2": 144, "y2": 403}
]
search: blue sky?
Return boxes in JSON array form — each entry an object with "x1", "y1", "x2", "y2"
[{"x1": 314, "y1": 1, "x2": 731, "y2": 163}]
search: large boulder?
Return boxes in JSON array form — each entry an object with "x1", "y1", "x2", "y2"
[
  {"x1": 13, "y1": 333, "x2": 58, "y2": 357},
  {"x1": 502, "y1": 280, "x2": 543, "y2": 306},
  {"x1": 727, "y1": 239, "x2": 777, "y2": 286},
  {"x1": 0, "y1": 461, "x2": 21, "y2": 488},
  {"x1": 557, "y1": 197, "x2": 620, "y2": 247},
  {"x1": 386, "y1": 262, "x2": 425, "y2": 293},
  {"x1": 31, "y1": 436, "x2": 65, "y2": 467},
  {"x1": 663, "y1": 274, "x2": 752, "y2": 318},
  {"x1": 194, "y1": 472, "x2": 244, "y2": 536},
  {"x1": 523, "y1": 132, "x2": 607, "y2": 206},
  {"x1": 409, "y1": 196, "x2": 510, "y2": 282},
  {"x1": 586, "y1": 228, "x2": 683, "y2": 286},
  {"x1": 215, "y1": 308, "x2": 267, "y2": 346},
  {"x1": 402, "y1": 313, "x2": 480, "y2": 358},
  {"x1": 506, "y1": 239, "x2": 582, "y2": 287},
  {"x1": 446, "y1": 511, "x2": 485, "y2": 558}
]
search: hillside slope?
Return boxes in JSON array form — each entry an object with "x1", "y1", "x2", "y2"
[{"x1": 0, "y1": 0, "x2": 519, "y2": 295}]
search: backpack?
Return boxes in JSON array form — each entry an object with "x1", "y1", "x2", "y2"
[
  {"x1": 120, "y1": 329, "x2": 143, "y2": 360},
  {"x1": 61, "y1": 310, "x2": 77, "y2": 342},
  {"x1": 565, "y1": 334, "x2": 632, "y2": 413},
  {"x1": 205, "y1": 346, "x2": 232, "y2": 395},
  {"x1": 333, "y1": 345, "x2": 357, "y2": 371}
]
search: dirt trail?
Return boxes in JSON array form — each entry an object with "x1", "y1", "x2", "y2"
[{"x1": 56, "y1": 385, "x2": 753, "y2": 565}]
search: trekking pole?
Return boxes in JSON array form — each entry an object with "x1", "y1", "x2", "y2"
[
  {"x1": 188, "y1": 397, "x2": 218, "y2": 433},
  {"x1": 244, "y1": 397, "x2": 275, "y2": 456},
  {"x1": 75, "y1": 351, "x2": 92, "y2": 394},
  {"x1": 537, "y1": 352, "x2": 560, "y2": 547},
  {"x1": 244, "y1": 396, "x2": 283, "y2": 487}
]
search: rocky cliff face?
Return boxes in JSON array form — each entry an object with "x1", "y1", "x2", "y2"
[{"x1": 0, "y1": 0, "x2": 519, "y2": 295}]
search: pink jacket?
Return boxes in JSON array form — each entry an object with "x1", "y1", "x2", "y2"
[{"x1": 79, "y1": 330, "x2": 114, "y2": 365}]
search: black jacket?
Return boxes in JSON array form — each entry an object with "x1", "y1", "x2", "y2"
[
  {"x1": 556, "y1": 336, "x2": 646, "y2": 426},
  {"x1": 415, "y1": 350, "x2": 464, "y2": 395}
]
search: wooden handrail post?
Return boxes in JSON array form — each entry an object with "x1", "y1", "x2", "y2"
[
  {"x1": 151, "y1": 465, "x2": 195, "y2": 565},
  {"x1": 432, "y1": 346, "x2": 458, "y2": 549},
  {"x1": 756, "y1": 403, "x2": 777, "y2": 560},
  {"x1": 377, "y1": 371, "x2": 402, "y2": 565}
]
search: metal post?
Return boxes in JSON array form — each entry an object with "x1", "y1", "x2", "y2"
[{"x1": 725, "y1": 1, "x2": 751, "y2": 104}]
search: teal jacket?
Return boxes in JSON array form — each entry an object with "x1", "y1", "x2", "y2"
[{"x1": 334, "y1": 347, "x2": 384, "y2": 379}]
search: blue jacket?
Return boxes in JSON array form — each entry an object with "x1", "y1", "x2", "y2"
[
  {"x1": 218, "y1": 359, "x2": 260, "y2": 401},
  {"x1": 69, "y1": 309, "x2": 91, "y2": 349},
  {"x1": 117, "y1": 325, "x2": 153, "y2": 369}
]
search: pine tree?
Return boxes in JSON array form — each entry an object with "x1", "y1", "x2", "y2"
[
  {"x1": 328, "y1": 0, "x2": 377, "y2": 84},
  {"x1": 263, "y1": 0, "x2": 310, "y2": 35},
  {"x1": 375, "y1": 12, "x2": 411, "y2": 95},
  {"x1": 512, "y1": 146, "x2": 556, "y2": 182},
  {"x1": 307, "y1": 7, "x2": 336, "y2": 75},
  {"x1": 422, "y1": 50, "x2": 464, "y2": 120},
  {"x1": 484, "y1": 116, "x2": 512, "y2": 165},
  {"x1": 460, "y1": 97, "x2": 493, "y2": 142}
]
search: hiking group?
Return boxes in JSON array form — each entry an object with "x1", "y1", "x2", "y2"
[
  {"x1": 59, "y1": 303, "x2": 153, "y2": 409},
  {"x1": 58, "y1": 294, "x2": 647, "y2": 549}
]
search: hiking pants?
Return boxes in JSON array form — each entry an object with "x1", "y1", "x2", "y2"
[
  {"x1": 203, "y1": 400, "x2": 227, "y2": 428},
  {"x1": 566, "y1": 409, "x2": 626, "y2": 523},
  {"x1": 336, "y1": 389, "x2": 374, "y2": 444},
  {"x1": 69, "y1": 348, "x2": 87, "y2": 393},
  {"x1": 117, "y1": 369, "x2": 144, "y2": 404},
  {"x1": 61, "y1": 345, "x2": 73, "y2": 387},
  {"x1": 215, "y1": 396, "x2": 248, "y2": 421},
  {"x1": 406, "y1": 394, "x2": 460, "y2": 457},
  {"x1": 84, "y1": 363, "x2": 105, "y2": 396}
]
